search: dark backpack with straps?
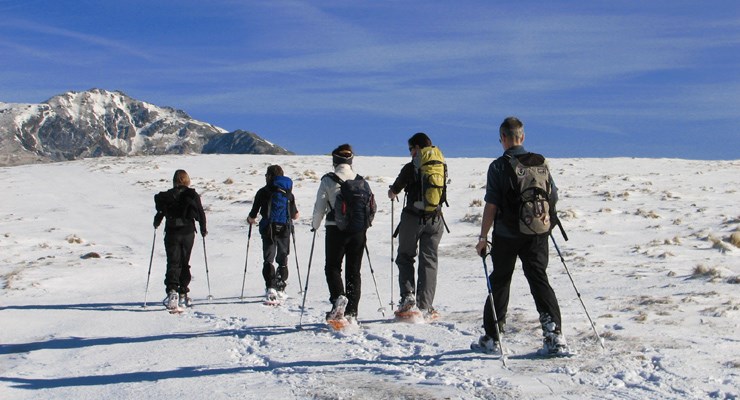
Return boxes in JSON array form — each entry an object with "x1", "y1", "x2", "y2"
[
  {"x1": 325, "y1": 173, "x2": 376, "y2": 233},
  {"x1": 502, "y1": 152, "x2": 553, "y2": 236},
  {"x1": 154, "y1": 187, "x2": 197, "y2": 229},
  {"x1": 260, "y1": 175, "x2": 292, "y2": 237}
]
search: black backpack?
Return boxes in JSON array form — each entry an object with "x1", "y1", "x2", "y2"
[
  {"x1": 502, "y1": 153, "x2": 554, "y2": 236},
  {"x1": 325, "y1": 173, "x2": 376, "y2": 233},
  {"x1": 154, "y1": 187, "x2": 197, "y2": 229}
]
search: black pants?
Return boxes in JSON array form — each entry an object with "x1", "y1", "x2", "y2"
[
  {"x1": 164, "y1": 229, "x2": 195, "y2": 295},
  {"x1": 261, "y1": 228, "x2": 290, "y2": 290},
  {"x1": 483, "y1": 234, "x2": 562, "y2": 340},
  {"x1": 324, "y1": 225, "x2": 366, "y2": 317}
]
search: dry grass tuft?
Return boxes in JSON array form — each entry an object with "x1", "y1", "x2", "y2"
[
  {"x1": 708, "y1": 234, "x2": 734, "y2": 253},
  {"x1": 460, "y1": 213, "x2": 482, "y2": 224},
  {"x1": 692, "y1": 264, "x2": 722, "y2": 279},
  {"x1": 66, "y1": 234, "x2": 84, "y2": 244},
  {"x1": 729, "y1": 231, "x2": 740, "y2": 248}
]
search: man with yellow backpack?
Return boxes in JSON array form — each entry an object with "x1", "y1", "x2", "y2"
[{"x1": 388, "y1": 132, "x2": 448, "y2": 321}]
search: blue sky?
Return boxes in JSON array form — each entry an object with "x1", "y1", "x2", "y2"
[{"x1": 0, "y1": 0, "x2": 738, "y2": 159}]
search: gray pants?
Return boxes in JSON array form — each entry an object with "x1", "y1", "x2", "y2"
[{"x1": 396, "y1": 211, "x2": 444, "y2": 311}]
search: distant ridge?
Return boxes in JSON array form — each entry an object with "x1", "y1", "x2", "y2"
[{"x1": 0, "y1": 88, "x2": 292, "y2": 166}]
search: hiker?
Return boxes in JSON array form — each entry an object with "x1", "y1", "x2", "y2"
[
  {"x1": 153, "y1": 169, "x2": 207, "y2": 310},
  {"x1": 311, "y1": 144, "x2": 374, "y2": 325},
  {"x1": 388, "y1": 132, "x2": 447, "y2": 320},
  {"x1": 247, "y1": 165, "x2": 299, "y2": 302},
  {"x1": 474, "y1": 116, "x2": 568, "y2": 355}
]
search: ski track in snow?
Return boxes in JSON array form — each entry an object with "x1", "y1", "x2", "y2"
[{"x1": 0, "y1": 155, "x2": 738, "y2": 400}]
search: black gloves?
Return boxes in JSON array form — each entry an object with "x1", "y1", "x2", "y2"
[{"x1": 153, "y1": 213, "x2": 164, "y2": 228}]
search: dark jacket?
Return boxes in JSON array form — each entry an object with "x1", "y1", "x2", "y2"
[
  {"x1": 154, "y1": 186, "x2": 207, "y2": 235},
  {"x1": 389, "y1": 162, "x2": 426, "y2": 215}
]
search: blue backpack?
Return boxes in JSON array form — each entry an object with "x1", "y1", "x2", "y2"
[{"x1": 260, "y1": 175, "x2": 293, "y2": 237}]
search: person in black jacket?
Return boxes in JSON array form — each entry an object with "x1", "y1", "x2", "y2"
[
  {"x1": 474, "y1": 116, "x2": 567, "y2": 355},
  {"x1": 154, "y1": 169, "x2": 207, "y2": 310},
  {"x1": 388, "y1": 132, "x2": 445, "y2": 319},
  {"x1": 247, "y1": 165, "x2": 299, "y2": 301}
]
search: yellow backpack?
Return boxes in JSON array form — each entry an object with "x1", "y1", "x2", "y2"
[{"x1": 414, "y1": 146, "x2": 447, "y2": 213}]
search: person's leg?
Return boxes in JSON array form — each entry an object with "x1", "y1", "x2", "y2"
[
  {"x1": 274, "y1": 231, "x2": 290, "y2": 290},
  {"x1": 343, "y1": 230, "x2": 365, "y2": 317},
  {"x1": 483, "y1": 236, "x2": 518, "y2": 340},
  {"x1": 520, "y1": 235, "x2": 562, "y2": 333},
  {"x1": 261, "y1": 235, "x2": 277, "y2": 289},
  {"x1": 324, "y1": 226, "x2": 346, "y2": 305},
  {"x1": 178, "y1": 231, "x2": 195, "y2": 295},
  {"x1": 163, "y1": 232, "x2": 182, "y2": 294},
  {"x1": 395, "y1": 212, "x2": 420, "y2": 300},
  {"x1": 415, "y1": 217, "x2": 444, "y2": 311}
]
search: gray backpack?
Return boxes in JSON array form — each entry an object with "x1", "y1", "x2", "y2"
[{"x1": 504, "y1": 153, "x2": 552, "y2": 235}]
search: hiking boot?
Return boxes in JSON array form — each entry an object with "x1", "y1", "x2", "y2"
[
  {"x1": 397, "y1": 293, "x2": 416, "y2": 312},
  {"x1": 326, "y1": 295, "x2": 348, "y2": 321},
  {"x1": 178, "y1": 293, "x2": 192, "y2": 308},
  {"x1": 166, "y1": 290, "x2": 179, "y2": 310},
  {"x1": 423, "y1": 308, "x2": 440, "y2": 321},
  {"x1": 543, "y1": 332, "x2": 569, "y2": 355},
  {"x1": 477, "y1": 335, "x2": 501, "y2": 355},
  {"x1": 273, "y1": 278, "x2": 287, "y2": 292}
]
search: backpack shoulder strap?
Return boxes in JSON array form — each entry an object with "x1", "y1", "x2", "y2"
[{"x1": 324, "y1": 172, "x2": 344, "y2": 185}]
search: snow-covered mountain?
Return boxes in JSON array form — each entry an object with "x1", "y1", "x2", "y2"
[{"x1": 0, "y1": 89, "x2": 292, "y2": 166}]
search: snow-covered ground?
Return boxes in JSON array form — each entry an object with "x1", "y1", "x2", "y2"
[{"x1": 1, "y1": 154, "x2": 738, "y2": 400}]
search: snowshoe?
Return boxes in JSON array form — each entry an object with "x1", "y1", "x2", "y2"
[
  {"x1": 326, "y1": 295, "x2": 349, "y2": 330},
  {"x1": 394, "y1": 307, "x2": 424, "y2": 323},
  {"x1": 263, "y1": 288, "x2": 282, "y2": 306},
  {"x1": 423, "y1": 308, "x2": 440, "y2": 322}
]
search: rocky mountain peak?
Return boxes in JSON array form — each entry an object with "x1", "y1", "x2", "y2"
[{"x1": 0, "y1": 89, "x2": 292, "y2": 166}]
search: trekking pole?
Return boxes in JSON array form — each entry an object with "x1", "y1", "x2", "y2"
[
  {"x1": 481, "y1": 245, "x2": 507, "y2": 367},
  {"x1": 143, "y1": 228, "x2": 157, "y2": 308},
  {"x1": 240, "y1": 224, "x2": 253, "y2": 300},
  {"x1": 550, "y1": 234, "x2": 605, "y2": 349},
  {"x1": 364, "y1": 244, "x2": 387, "y2": 316},
  {"x1": 298, "y1": 229, "x2": 317, "y2": 328},
  {"x1": 291, "y1": 224, "x2": 304, "y2": 294},
  {"x1": 389, "y1": 196, "x2": 396, "y2": 310},
  {"x1": 202, "y1": 236, "x2": 214, "y2": 301}
]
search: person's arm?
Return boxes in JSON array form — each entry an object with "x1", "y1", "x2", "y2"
[
  {"x1": 247, "y1": 188, "x2": 264, "y2": 225},
  {"x1": 475, "y1": 203, "x2": 496, "y2": 256},
  {"x1": 388, "y1": 163, "x2": 413, "y2": 200},
  {"x1": 194, "y1": 192, "x2": 207, "y2": 237},
  {"x1": 475, "y1": 161, "x2": 501, "y2": 256},
  {"x1": 153, "y1": 193, "x2": 165, "y2": 228},
  {"x1": 153, "y1": 211, "x2": 164, "y2": 228},
  {"x1": 290, "y1": 193, "x2": 299, "y2": 220},
  {"x1": 311, "y1": 177, "x2": 329, "y2": 230}
]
